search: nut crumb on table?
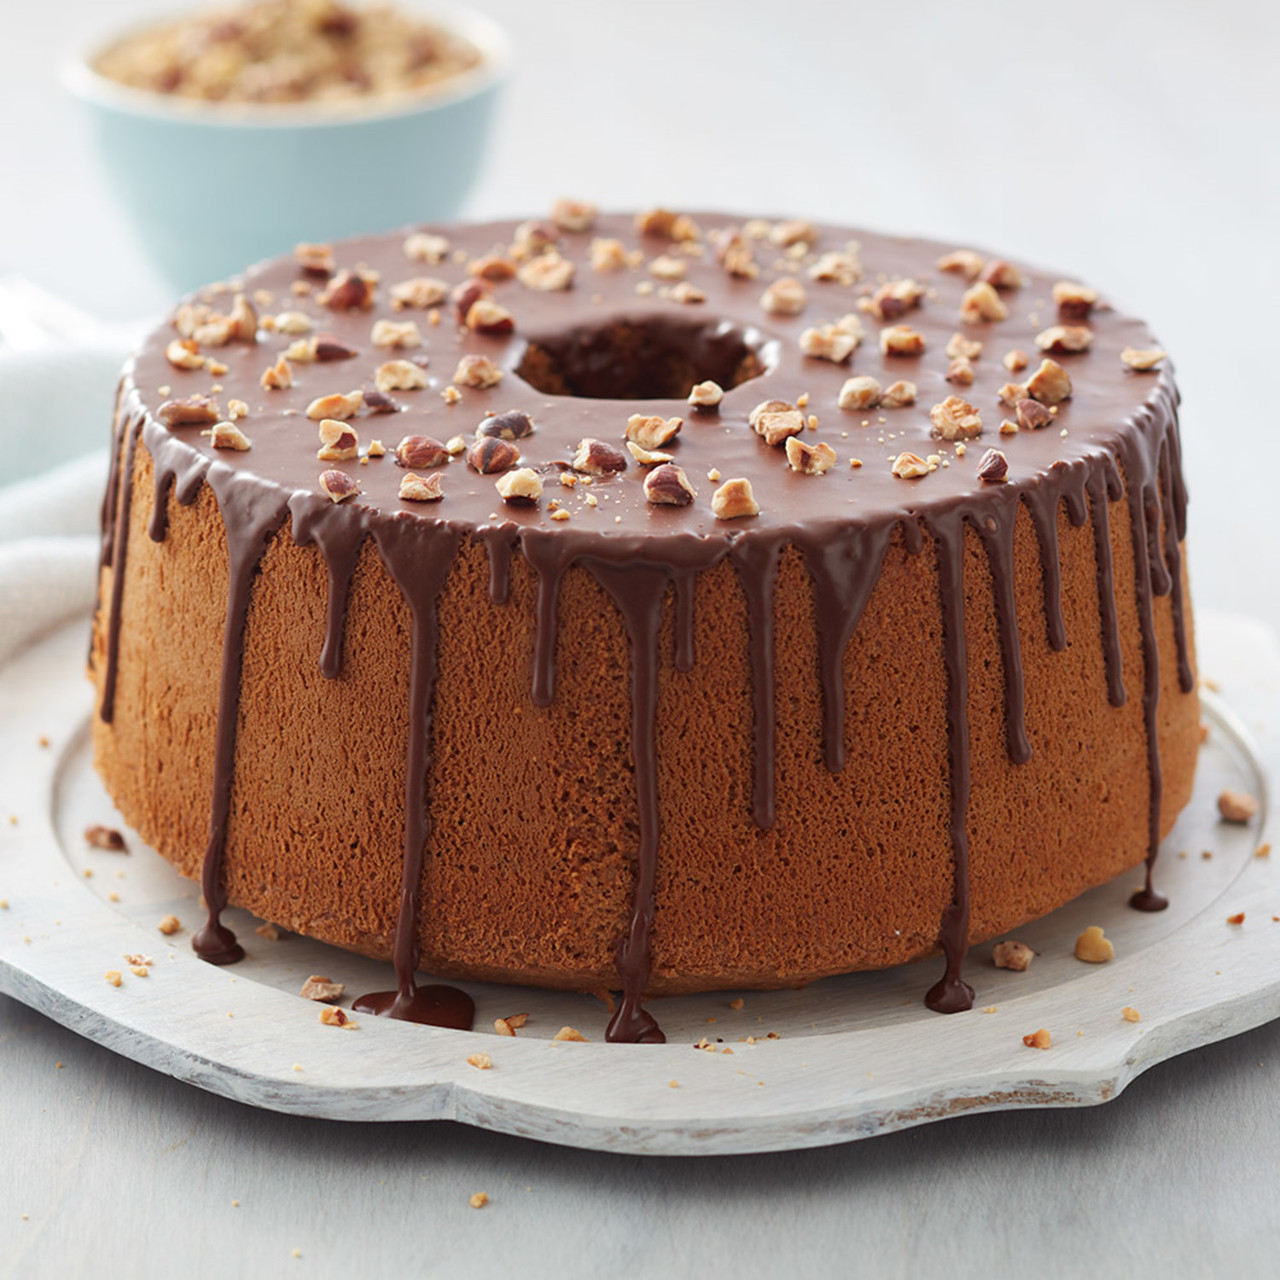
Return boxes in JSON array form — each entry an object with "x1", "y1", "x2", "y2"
[
  {"x1": 1022, "y1": 1028, "x2": 1051, "y2": 1049},
  {"x1": 1074, "y1": 925, "x2": 1115, "y2": 963},
  {"x1": 1218, "y1": 789, "x2": 1258, "y2": 824}
]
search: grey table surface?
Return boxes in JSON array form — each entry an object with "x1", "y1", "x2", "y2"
[{"x1": 3, "y1": 0, "x2": 1280, "y2": 1275}]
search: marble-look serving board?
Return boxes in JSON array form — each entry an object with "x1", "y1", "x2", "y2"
[{"x1": 0, "y1": 613, "x2": 1274, "y2": 1155}]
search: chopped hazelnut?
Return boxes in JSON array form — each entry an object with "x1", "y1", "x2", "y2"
[
  {"x1": 959, "y1": 281, "x2": 1008, "y2": 323},
  {"x1": 1035, "y1": 324, "x2": 1093, "y2": 354},
  {"x1": 294, "y1": 242, "x2": 335, "y2": 275},
  {"x1": 1003, "y1": 349, "x2": 1029, "y2": 373},
  {"x1": 370, "y1": 319, "x2": 422, "y2": 349},
  {"x1": 626, "y1": 441, "x2": 674, "y2": 466},
  {"x1": 711, "y1": 477, "x2": 760, "y2": 518},
  {"x1": 1121, "y1": 1007, "x2": 1141, "y2": 1023},
  {"x1": 157, "y1": 395, "x2": 220, "y2": 426},
  {"x1": 784, "y1": 438, "x2": 838, "y2": 475},
  {"x1": 930, "y1": 396, "x2": 983, "y2": 440},
  {"x1": 466, "y1": 437, "x2": 520, "y2": 474},
  {"x1": 404, "y1": 232, "x2": 449, "y2": 264},
  {"x1": 1022, "y1": 1028, "x2": 1051, "y2": 1050},
  {"x1": 760, "y1": 277, "x2": 807, "y2": 316},
  {"x1": 316, "y1": 419, "x2": 359, "y2": 462},
  {"x1": 981, "y1": 259, "x2": 1023, "y2": 290},
  {"x1": 866, "y1": 278, "x2": 924, "y2": 321},
  {"x1": 800, "y1": 323, "x2": 857, "y2": 363},
  {"x1": 390, "y1": 277, "x2": 449, "y2": 310},
  {"x1": 84, "y1": 824, "x2": 127, "y2": 851},
  {"x1": 945, "y1": 333, "x2": 983, "y2": 361},
  {"x1": 305, "y1": 390, "x2": 363, "y2": 421},
  {"x1": 688, "y1": 380, "x2": 724, "y2": 409},
  {"x1": 891, "y1": 451, "x2": 931, "y2": 479},
  {"x1": 1026, "y1": 358, "x2": 1073, "y2": 405},
  {"x1": 476, "y1": 410, "x2": 533, "y2": 440},
  {"x1": 1074, "y1": 925, "x2": 1115, "y2": 963},
  {"x1": 626, "y1": 414, "x2": 682, "y2": 450},
  {"x1": 467, "y1": 253, "x2": 517, "y2": 282},
  {"x1": 770, "y1": 219, "x2": 816, "y2": 247},
  {"x1": 319, "y1": 469, "x2": 358, "y2": 503},
  {"x1": 1015, "y1": 398, "x2": 1053, "y2": 430},
  {"x1": 749, "y1": 400, "x2": 805, "y2": 446},
  {"x1": 716, "y1": 228, "x2": 758, "y2": 279},
  {"x1": 837, "y1": 376, "x2": 881, "y2": 411},
  {"x1": 879, "y1": 380, "x2": 917, "y2": 408},
  {"x1": 468, "y1": 1193, "x2": 489, "y2": 1209},
  {"x1": 589, "y1": 237, "x2": 630, "y2": 272},
  {"x1": 1053, "y1": 280, "x2": 1099, "y2": 319},
  {"x1": 495, "y1": 467, "x2": 542, "y2": 503},
  {"x1": 464, "y1": 297, "x2": 515, "y2": 335},
  {"x1": 274, "y1": 309, "x2": 314, "y2": 335},
  {"x1": 201, "y1": 422, "x2": 252, "y2": 451},
  {"x1": 518, "y1": 252, "x2": 575, "y2": 291},
  {"x1": 551, "y1": 197, "x2": 597, "y2": 232},
  {"x1": 394, "y1": 435, "x2": 449, "y2": 469},
  {"x1": 399, "y1": 472, "x2": 444, "y2": 502},
  {"x1": 1227, "y1": 912, "x2": 1246, "y2": 926},
  {"x1": 165, "y1": 339, "x2": 204, "y2": 370},
  {"x1": 1121, "y1": 347, "x2": 1167, "y2": 371},
  {"x1": 977, "y1": 448, "x2": 1009, "y2": 483},
  {"x1": 936, "y1": 249, "x2": 984, "y2": 280},
  {"x1": 552, "y1": 1026, "x2": 589, "y2": 1042},
  {"x1": 992, "y1": 939, "x2": 1033, "y2": 970},
  {"x1": 319, "y1": 1006, "x2": 357, "y2": 1028},
  {"x1": 105, "y1": 970, "x2": 123, "y2": 988},
  {"x1": 157, "y1": 915, "x2": 181, "y2": 936},
  {"x1": 573, "y1": 438, "x2": 629, "y2": 475},
  {"x1": 807, "y1": 250, "x2": 861, "y2": 285},
  {"x1": 643, "y1": 463, "x2": 696, "y2": 507},
  {"x1": 670, "y1": 281, "x2": 706, "y2": 304},
  {"x1": 375, "y1": 359, "x2": 429, "y2": 393},
  {"x1": 318, "y1": 269, "x2": 375, "y2": 311},
  {"x1": 1218, "y1": 789, "x2": 1258, "y2": 824},
  {"x1": 453, "y1": 354, "x2": 503, "y2": 389},
  {"x1": 299, "y1": 975, "x2": 344, "y2": 1003},
  {"x1": 946, "y1": 356, "x2": 975, "y2": 387},
  {"x1": 648, "y1": 254, "x2": 687, "y2": 281},
  {"x1": 879, "y1": 324, "x2": 926, "y2": 356},
  {"x1": 466, "y1": 1052, "x2": 493, "y2": 1070}
]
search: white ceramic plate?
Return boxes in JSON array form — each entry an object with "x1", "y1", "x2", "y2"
[{"x1": 0, "y1": 612, "x2": 1275, "y2": 1155}]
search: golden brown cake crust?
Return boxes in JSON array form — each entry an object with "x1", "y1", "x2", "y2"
[{"x1": 89, "y1": 212, "x2": 1198, "y2": 1030}]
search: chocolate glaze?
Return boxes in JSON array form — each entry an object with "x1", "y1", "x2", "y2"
[{"x1": 94, "y1": 213, "x2": 1194, "y2": 1037}]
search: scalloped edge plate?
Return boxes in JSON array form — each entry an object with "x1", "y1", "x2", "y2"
[{"x1": 0, "y1": 611, "x2": 1275, "y2": 1155}]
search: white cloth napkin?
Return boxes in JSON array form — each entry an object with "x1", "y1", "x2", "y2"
[{"x1": 0, "y1": 340, "x2": 135, "y2": 669}]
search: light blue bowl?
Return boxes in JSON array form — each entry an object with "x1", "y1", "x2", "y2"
[{"x1": 62, "y1": 4, "x2": 509, "y2": 292}]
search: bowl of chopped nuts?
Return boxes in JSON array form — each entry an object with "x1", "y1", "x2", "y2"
[{"x1": 62, "y1": 0, "x2": 509, "y2": 291}]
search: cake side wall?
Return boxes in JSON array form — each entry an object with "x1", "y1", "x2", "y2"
[{"x1": 89, "y1": 429, "x2": 1198, "y2": 995}]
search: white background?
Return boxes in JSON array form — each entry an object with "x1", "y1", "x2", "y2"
[{"x1": 3, "y1": 1, "x2": 1280, "y2": 1275}]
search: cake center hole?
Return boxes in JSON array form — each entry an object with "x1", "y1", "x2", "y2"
[{"x1": 514, "y1": 316, "x2": 775, "y2": 400}]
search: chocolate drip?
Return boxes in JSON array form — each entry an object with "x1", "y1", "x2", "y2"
[
  {"x1": 973, "y1": 499, "x2": 1031, "y2": 766},
  {"x1": 1158, "y1": 440, "x2": 1194, "y2": 694},
  {"x1": 98, "y1": 401, "x2": 127, "y2": 571},
  {"x1": 731, "y1": 538, "x2": 783, "y2": 830},
  {"x1": 98, "y1": 412, "x2": 144, "y2": 724},
  {"x1": 672, "y1": 571, "x2": 697, "y2": 673},
  {"x1": 352, "y1": 516, "x2": 474, "y2": 1029},
  {"x1": 1024, "y1": 485, "x2": 1068, "y2": 653},
  {"x1": 191, "y1": 465, "x2": 291, "y2": 963},
  {"x1": 149, "y1": 451, "x2": 210, "y2": 543},
  {"x1": 924, "y1": 516, "x2": 975, "y2": 1013},
  {"x1": 476, "y1": 526, "x2": 517, "y2": 606},
  {"x1": 796, "y1": 523, "x2": 893, "y2": 774},
  {"x1": 290, "y1": 495, "x2": 369, "y2": 680},
  {"x1": 587, "y1": 561, "x2": 671, "y2": 1044},
  {"x1": 523, "y1": 535, "x2": 575, "y2": 707},
  {"x1": 1117, "y1": 420, "x2": 1169, "y2": 914},
  {"x1": 1087, "y1": 462, "x2": 1127, "y2": 709}
]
